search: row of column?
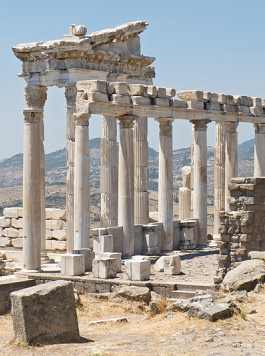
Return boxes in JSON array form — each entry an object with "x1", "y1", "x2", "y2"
[{"x1": 22, "y1": 84, "x2": 265, "y2": 270}]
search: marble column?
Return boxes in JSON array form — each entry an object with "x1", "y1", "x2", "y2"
[
  {"x1": 118, "y1": 115, "x2": 135, "y2": 257},
  {"x1": 65, "y1": 85, "x2": 77, "y2": 253},
  {"x1": 213, "y1": 122, "x2": 225, "y2": 244},
  {"x1": 74, "y1": 113, "x2": 90, "y2": 250},
  {"x1": 23, "y1": 85, "x2": 47, "y2": 271},
  {"x1": 179, "y1": 166, "x2": 192, "y2": 220},
  {"x1": 100, "y1": 116, "x2": 118, "y2": 227},
  {"x1": 158, "y1": 119, "x2": 173, "y2": 251},
  {"x1": 254, "y1": 123, "x2": 265, "y2": 177},
  {"x1": 224, "y1": 121, "x2": 238, "y2": 211},
  {"x1": 134, "y1": 117, "x2": 149, "y2": 225},
  {"x1": 191, "y1": 120, "x2": 208, "y2": 244}
]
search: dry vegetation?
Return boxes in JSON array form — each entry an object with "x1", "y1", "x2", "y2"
[{"x1": 1, "y1": 289, "x2": 265, "y2": 355}]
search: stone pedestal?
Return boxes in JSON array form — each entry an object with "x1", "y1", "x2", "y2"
[
  {"x1": 61, "y1": 254, "x2": 85, "y2": 276},
  {"x1": 92, "y1": 257, "x2": 117, "y2": 279},
  {"x1": 73, "y1": 113, "x2": 90, "y2": 250},
  {"x1": 72, "y1": 248, "x2": 94, "y2": 272},
  {"x1": 191, "y1": 120, "x2": 208, "y2": 243},
  {"x1": 23, "y1": 85, "x2": 47, "y2": 271},
  {"x1": 212, "y1": 122, "x2": 225, "y2": 245},
  {"x1": 158, "y1": 119, "x2": 173, "y2": 251},
  {"x1": 100, "y1": 116, "x2": 118, "y2": 227},
  {"x1": 65, "y1": 86, "x2": 77, "y2": 253},
  {"x1": 134, "y1": 117, "x2": 149, "y2": 224},
  {"x1": 224, "y1": 121, "x2": 238, "y2": 211},
  {"x1": 125, "y1": 259, "x2": 151, "y2": 281},
  {"x1": 254, "y1": 123, "x2": 265, "y2": 177},
  {"x1": 118, "y1": 116, "x2": 135, "y2": 257}
]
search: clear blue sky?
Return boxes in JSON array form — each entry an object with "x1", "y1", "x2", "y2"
[{"x1": 1, "y1": 0, "x2": 264, "y2": 159}]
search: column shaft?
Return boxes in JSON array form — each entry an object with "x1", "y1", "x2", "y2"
[
  {"x1": 192, "y1": 120, "x2": 208, "y2": 243},
  {"x1": 134, "y1": 117, "x2": 149, "y2": 224},
  {"x1": 254, "y1": 123, "x2": 265, "y2": 177},
  {"x1": 65, "y1": 85, "x2": 77, "y2": 253},
  {"x1": 74, "y1": 114, "x2": 90, "y2": 250},
  {"x1": 100, "y1": 116, "x2": 118, "y2": 227},
  {"x1": 118, "y1": 116, "x2": 135, "y2": 257},
  {"x1": 225, "y1": 121, "x2": 238, "y2": 211},
  {"x1": 213, "y1": 122, "x2": 225, "y2": 242},
  {"x1": 158, "y1": 119, "x2": 173, "y2": 251}
]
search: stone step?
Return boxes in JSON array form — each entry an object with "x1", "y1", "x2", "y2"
[
  {"x1": 169, "y1": 290, "x2": 196, "y2": 299},
  {"x1": 174, "y1": 282, "x2": 215, "y2": 292}
]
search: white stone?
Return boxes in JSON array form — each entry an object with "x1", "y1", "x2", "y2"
[
  {"x1": 178, "y1": 90, "x2": 204, "y2": 101},
  {"x1": 92, "y1": 257, "x2": 117, "y2": 279},
  {"x1": 45, "y1": 219, "x2": 65, "y2": 230},
  {"x1": 131, "y1": 96, "x2": 151, "y2": 106},
  {"x1": 109, "y1": 83, "x2": 129, "y2": 95},
  {"x1": 154, "y1": 255, "x2": 181, "y2": 274},
  {"x1": 46, "y1": 208, "x2": 66, "y2": 220},
  {"x1": 3, "y1": 207, "x2": 23, "y2": 219},
  {"x1": 93, "y1": 234, "x2": 113, "y2": 254},
  {"x1": 111, "y1": 94, "x2": 131, "y2": 105},
  {"x1": 125, "y1": 259, "x2": 151, "y2": 281},
  {"x1": 51, "y1": 229, "x2": 67, "y2": 241},
  {"x1": 12, "y1": 238, "x2": 23, "y2": 249},
  {"x1": 72, "y1": 248, "x2": 94, "y2": 272},
  {"x1": 129, "y1": 84, "x2": 147, "y2": 96},
  {"x1": 61, "y1": 254, "x2": 85, "y2": 276},
  {"x1": 0, "y1": 217, "x2": 11, "y2": 228},
  {"x1": 187, "y1": 100, "x2": 204, "y2": 110},
  {"x1": 0, "y1": 237, "x2": 11, "y2": 247},
  {"x1": 2, "y1": 227, "x2": 19, "y2": 238},
  {"x1": 46, "y1": 240, "x2": 66, "y2": 251},
  {"x1": 78, "y1": 80, "x2": 107, "y2": 93},
  {"x1": 100, "y1": 252, "x2": 122, "y2": 273},
  {"x1": 11, "y1": 218, "x2": 23, "y2": 229}
]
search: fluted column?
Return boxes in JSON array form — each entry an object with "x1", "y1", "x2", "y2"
[
  {"x1": 191, "y1": 120, "x2": 208, "y2": 244},
  {"x1": 74, "y1": 113, "x2": 90, "y2": 250},
  {"x1": 65, "y1": 85, "x2": 77, "y2": 253},
  {"x1": 213, "y1": 122, "x2": 225, "y2": 244},
  {"x1": 158, "y1": 119, "x2": 173, "y2": 251},
  {"x1": 100, "y1": 116, "x2": 118, "y2": 227},
  {"x1": 134, "y1": 117, "x2": 149, "y2": 224},
  {"x1": 118, "y1": 115, "x2": 135, "y2": 257},
  {"x1": 254, "y1": 123, "x2": 265, "y2": 177},
  {"x1": 23, "y1": 85, "x2": 47, "y2": 271},
  {"x1": 224, "y1": 121, "x2": 238, "y2": 211}
]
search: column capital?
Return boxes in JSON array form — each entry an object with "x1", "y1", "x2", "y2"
[
  {"x1": 65, "y1": 85, "x2": 77, "y2": 107},
  {"x1": 25, "y1": 85, "x2": 47, "y2": 110},
  {"x1": 190, "y1": 119, "x2": 210, "y2": 130},
  {"x1": 224, "y1": 120, "x2": 238, "y2": 132},
  {"x1": 254, "y1": 123, "x2": 265, "y2": 134},
  {"x1": 74, "y1": 112, "x2": 89, "y2": 126},
  {"x1": 118, "y1": 114, "x2": 136, "y2": 129},
  {"x1": 158, "y1": 119, "x2": 172, "y2": 136}
]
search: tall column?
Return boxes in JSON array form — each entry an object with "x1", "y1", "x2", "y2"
[
  {"x1": 224, "y1": 121, "x2": 238, "y2": 211},
  {"x1": 100, "y1": 116, "x2": 118, "y2": 227},
  {"x1": 65, "y1": 85, "x2": 77, "y2": 253},
  {"x1": 191, "y1": 120, "x2": 208, "y2": 244},
  {"x1": 158, "y1": 119, "x2": 173, "y2": 251},
  {"x1": 134, "y1": 117, "x2": 149, "y2": 225},
  {"x1": 23, "y1": 85, "x2": 47, "y2": 271},
  {"x1": 74, "y1": 113, "x2": 90, "y2": 250},
  {"x1": 213, "y1": 122, "x2": 225, "y2": 244},
  {"x1": 118, "y1": 115, "x2": 135, "y2": 257},
  {"x1": 254, "y1": 123, "x2": 265, "y2": 177}
]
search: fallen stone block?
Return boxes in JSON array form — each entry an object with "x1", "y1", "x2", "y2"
[
  {"x1": 61, "y1": 254, "x2": 85, "y2": 276},
  {"x1": 171, "y1": 298, "x2": 233, "y2": 322},
  {"x1": 222, "y1": 259, "x2": 265, "y2": 291},
  {"x1": 11, "y1": 280, "x2": 80, "y2": 344},
  {"x1": 92, "y1": 257, "x2": 117, "y2": 279},
  {"x1": 99, "y1": 252, "x2": 122, "y2": 273},
  {"x1": 125, "y1": 259, "x2": 151, "y2": 281},
  {"x1": 112, "y1": 286, "x2": 151, "y2": 304},
  {"x1": 154, "y1": 255, "x2": 181, "y2": 275},
  {"x1": 248, "y1": 251, "x2": 265, "y2": 260}
]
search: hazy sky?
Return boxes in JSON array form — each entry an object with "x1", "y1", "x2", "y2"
[{"x1": 1, "y1": 0, "x2": 264, "y2": 159}]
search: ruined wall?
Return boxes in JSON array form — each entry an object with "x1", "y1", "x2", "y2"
[{"x1": 215, "y1": 177, "x2": 265, "y2": 283}]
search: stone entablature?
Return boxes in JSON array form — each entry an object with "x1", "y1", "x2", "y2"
[
  {"x1": 77, "y1": 80, "x2": 265, "y2": 123},
  {"x1": 215, "y1": 177, "x2": 265, "y2": 284},
  {"x1": 12, "y1": 21, "x2": 155, "y2": 86}
]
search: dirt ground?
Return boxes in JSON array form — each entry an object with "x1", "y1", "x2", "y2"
[{"x1": 1, "y1": 288, "x2": 265, "y2": 356}]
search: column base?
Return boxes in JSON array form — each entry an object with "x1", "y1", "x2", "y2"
[
  {"x1": 61, "y1": 254, "x2": 85, "y2": 276},
  {"x1": 72, "y1": 248, "x2": 95, "y2": 272}
]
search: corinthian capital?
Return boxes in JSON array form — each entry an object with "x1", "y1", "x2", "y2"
[
  {"x1": 25, "y1": 85, "x2": 47, "y2": 109},
  {"x1": 118, "y1": 114, "x2": 136, "y2": 129},
  {"x1": 158, "y1": 118, "x2": 172, "y2": 136}
]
